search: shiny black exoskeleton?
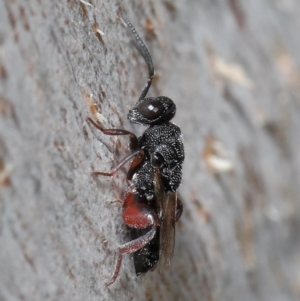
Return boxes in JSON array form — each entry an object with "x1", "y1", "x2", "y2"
[{"x1": 87, "y1": 12, "x2": 184, "y2": 285}]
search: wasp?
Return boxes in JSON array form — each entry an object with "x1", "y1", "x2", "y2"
[{"x1": 87, "y1": 12, "x2": 184, "y2": 286}]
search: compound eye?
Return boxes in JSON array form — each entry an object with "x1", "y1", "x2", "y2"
[
  {"x1": 137, "y1": 99, "x2": 164, "y2": 120},
  {"x1": 151, "y1": 153, "x2": 164, "y2": 167}
]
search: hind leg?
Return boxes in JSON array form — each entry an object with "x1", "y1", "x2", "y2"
[{"x1": 106, "y1": 192, "x2": 158, "y2": 286}]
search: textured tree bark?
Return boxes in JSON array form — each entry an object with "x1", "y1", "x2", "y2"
[{"x1": 1, "y1": 0, "x2": 300, "y2": 300}]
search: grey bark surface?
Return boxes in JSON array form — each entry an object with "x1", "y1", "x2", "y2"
[{"x1": 1, "y1": 0, "x2": 300, "y2": 300}]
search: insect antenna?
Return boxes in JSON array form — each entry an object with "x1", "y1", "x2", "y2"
[{"x1": 121, "y1": 12, "x2": 154, "y2": 102}]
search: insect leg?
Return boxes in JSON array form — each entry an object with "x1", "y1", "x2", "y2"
[
  {"x1": 93, "y1": 150, "x2": 144, "y2": 177},
  {"x1": 106, "y1": 195, "x2": 158, "y2": 286},
  {"x1": 105, "y1": 227, "x2": 156, "y2": 286},
  {"x1": 121, "y1": 12, "x2": 154, "y2": 101},
  {"x1": 87, "y1": 117, "x2": 138, "y2": 150},
  {"x1": 126, "y1": 151, "x2": 145, "y2": 181}
]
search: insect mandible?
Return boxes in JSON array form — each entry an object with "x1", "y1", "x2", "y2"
[{"x1": 87, "y1": 12, "x2": 185, "y2": 286}]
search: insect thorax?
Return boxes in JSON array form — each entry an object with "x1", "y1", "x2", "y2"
[{"x1": 134, "y1": 122, "x2": 184, "y2": 193}]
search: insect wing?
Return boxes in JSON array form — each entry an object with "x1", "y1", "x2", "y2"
[
  {"x1": 153, "y1": 169, "x2": 176, "y2": 268},
  {"x1": 160, "y1": 191, "x2": 177, "y2": 267}
]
